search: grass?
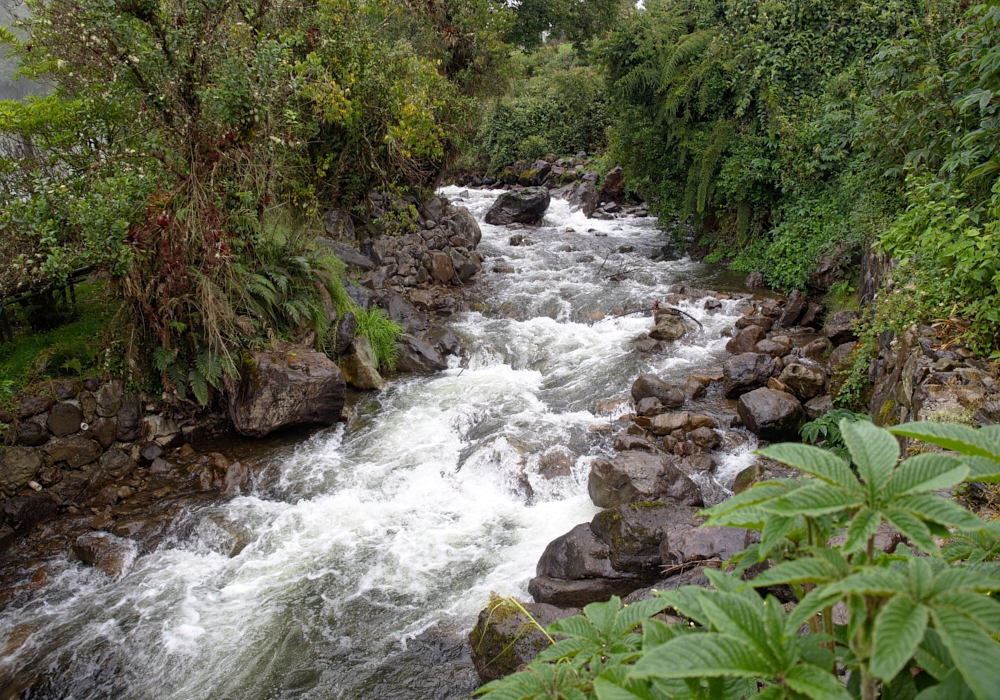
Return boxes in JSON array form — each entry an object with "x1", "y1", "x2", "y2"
[{"x1": 0, "y1": 279, "x2": 117, "y2": 393}]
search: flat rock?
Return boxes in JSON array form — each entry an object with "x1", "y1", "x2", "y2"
[
  {"x1": 661, "y1": 526, "x2": 748, "y2": 566},
  {"x1": 0, "y1": 447, "x2": 43, "y2": 494},
  {"x1": 591, "y1": 502, "x2": 697, "y2": 575},
  {"x1": 588, "y1": 451, "x2": 703, "y2": 509},
  {"x1": 631, "y1": 374, "x2": 684, "y2": 408},
  {"x1": 825, "y1": 310, "x2": 859, "y2": 346},
  {"x1": 484, "y1": 187, "x2": 551, "y2": 226},
  {"x1": 528, "y1": 575, "x2": 643, "y2": 608},
  {"x1": 47, "y1": 402, "x2": 83, "y2": 437},
  {"x1": 44, "y1": 436, "x2": 103, "y2": 469},
  {"x1": 72, "y1": 533, "x2": 134, "y2": 579},
  {"x1": 395, "y1": 336, "x2": 447, "y2": 374}
]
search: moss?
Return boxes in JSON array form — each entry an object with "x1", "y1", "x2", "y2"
[{"x1": 518, "y1": 168, "x2": 541, "y2": 185}]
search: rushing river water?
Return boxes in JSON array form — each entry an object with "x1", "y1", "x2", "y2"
[{"x1": 0, "y1": 189, "x2": 757, "y2": 699}]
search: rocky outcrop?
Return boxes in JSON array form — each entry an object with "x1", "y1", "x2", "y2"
[
  {"x1": 469, "y1": 598, "x2": 578, "y2": 682},
  {"x1": 227, "y1": 342, "x2": 346, "y2": 438},
  {"x1": 723, "y1": 353, "x2": 778, "y2": 399},
  {"x1": 599, "y1": 166, "x2": 625, "y2": 203},
  {"x1": 339, "y1": 338, "x2": 387, "y2": 391},
  {"x1": 588, "y1": 452, "x2": 703, "y2": 509},
  {"x1": 484, "y1": 188, "x2": 551, "y2": 226}
]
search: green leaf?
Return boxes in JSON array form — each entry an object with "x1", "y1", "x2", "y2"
[
  {"x1": 913, "y1": 668, "x2": 976, "y2": 700},
  {"x1": 702, "y1": 481, "x2": 799, "y2": 519},
  {"x1": 747, "y1": 558, "x2": 842, "y2": 589},
  {"x1": 698, "y1": 593, "x2": 772, "y2": 660},
  {"x1": 762, "y1": 482, "x2": 863, "y2": 518},
  {"x1": 928, "y1": 567, "x2": 1000, "y2": 597},
  {"x1": 933, "y1": 592, "x2": 1000, "y2": 637},
  {"x1": 189, "y1": 368, "x2": 209, "y2": 407},
  {"x1": 585, "y1": 597, "x2": 622, "y2": 638},
  {"x1": 787, "y1": 589, "x2": 844, "y2": 635},
  {"x1": 612, "y1": 597, "x2": 672, "y2": 639},
  {"x1": 783, "y1": 663, "x2": 852, "y2": 700},
  {"x1": 842, "y1": 420, "x2": 899, "y2": 495},
  {"x1": 914, "y1": 629, "x2": 954, "y2": 682},
  {"x1": 890, "y1": 423, "x2": 1000, "y2": 462},
  {"x1": 549, "y1": 615, "x2": 602, "y2": 643},
  {"x1": 883, "y1": 508, "x2": 939, "y2": 554},
  {"x1": 930, "y1": 607, "x2": 1000, "y2": 700},
  {"x1": 824, "y1": 568, "x2": 908, "y2": 597},
  {"x1": 843, "y1": 507, "x2": 881, "y2": 554},
  {"x1": 630, "y1": 633, "x2": 771, "y2": 679},
  {"x1": 535, "y1": 638, "x2": 590, "y2": 663},
  {"x1": 894, "y1": 494, "x2": 986, "y2": 531},
  {"x1": 757, "y1": 444, "x2": 861, "y2": 492},
  {"x1": 760, "y1": 516, "x2": 797, "y2": 558},
  {"x1": 960, "y1": 456, "x2": 1000, "y2": 482},
  {"x1": 870, "y1": 596, "x2": 928, "y2": 681},
  {"x1": 594, "y1": 676, "x2": 658, "y2": 700},
  {"x1": 642, "y1": 618, "x2": 678, "y2": 650},
  {"x1": 886, "y1": 454, "x2": 969, "y2": 497}
]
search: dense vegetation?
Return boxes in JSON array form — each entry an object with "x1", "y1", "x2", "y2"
[{"x1": 478, "y1": 420, "x2": 1000, "y2": 700}]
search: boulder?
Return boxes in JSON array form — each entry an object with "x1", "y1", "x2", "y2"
[
  {"x1": 726, "y1": 325, "x2": 766, "y2": 355},
  {"x1": 535, "y1": 523, "x2": 619, "y2": 581},
  {"x1": 323, "y1": 209, "x2": 355, "y2": 239},
  {"x1": 423, "y1": 326, "x2": 463, "y2": 357},
  {"x1": 3, "y1": 493, "x2": 58, "y2": 532},
  {"x1": 116, "y1": 395, "x2": 142, "y2": 442},
  {"x1": 377, "y1": 292, "x2": 426, "y2": 335},
  {"x1": 99, "y1": 449, "x2": 137, "y2": 480},
  {"x1": 649, "y1": 316, "x2": 687, "y2": 342},
  {"x1": 737, "y1": 388, "x2": 805, "y2": 441},
  {"x1": 72, "y1": 533, "x2": 134, "y2": 579},
  {"x1": 395, "y1": 336, "x2": 448, "y2": 374},
  {"x1": 802, "y1": 337, "x2": 833, "y2": 362},
  {"x1": 0, "y1": 447, "x2": 43, "y2": 494},
  {"x1": 445, "y1": 206, "x2": 483, "y2": 247},
  {"x1": 745, "y1": 272, "x2": 767, "y2": 288},
  {"x1": 91, "y1": 417, "x2": 118, "y2": 449},
  {"x1": 661, "y1": 526, "x2": 748, "y2": 566},
  {"x1": 649, "y1": 412, "x2": 690, "y2": 436},
  {"x1": 591, "y1": 502, "x2": 697, "y2": 575},
  {"x1": 528, "y1": 576, "x2": 642, "y2": 609},
  {"x1": 317, "y1": 238, "x2": 375, "y2": 271},
  {"x1": 723, "y1": 353, "x2": 778, "y2": 399},
  {"x1": 340, "y1": 337, "x2": 387, "y2": 391},
  {"x1": 828, "y1": 342, "x2": 857, "y2": 374},
  {"x1": 428, "y1": 251, "x2": 455, "y2": 284},
  {"x1": 800, "y1": 303, "x2": 825, "y2": 328},
  {"x1": 588, "y1": 452, "x2": 703, "y2": 509},
  {"x1": 44, "y1": 436, "x2": 103, "y2": 469},
  {"x1": 18, "y1": 395, "x2": 54, "y2": 419},
  {"x1": 334, "y1": 311, "x2": 356, "y2": 356},
  {"x1": 777, "y1": 291, "x2": 808, "y2": 328},
  {"x1": 688, "y1": 427, "x2": 720, "y2": 451},
  {"x1": 95, "y1": 381, "x2": 123, "y2": 418},
  {"x1": 599, "y1": 167, "x2": 625, "y2": 202},
  {"x1": 538, "y1": 447, "x2": 576, "y2": 479},
  {"x1": 631, "y1": 374, "x2": 684, "y2": 408},
  {"x1": 635, "y1": 397, "x2": 665, "y2": 417},
  {"x1": 484, "y1": 187, "x2": 551, "y2": 226},
  {"x1": 736, "y1": 315, "x2": 773, "y2": 332},
  {"x1": 804, "y1": 395, "x2": 834, "y2": 421},
  {"x1": 469, "y1": 599, "x2": 577, "y2": 682},
  {"x1": 779, "y1": 363, "x2": 827, "y2": 401},
  {"x1": 755, "y1": 337, "x2": 792, "y2": 358},
  {"x1": 825, "y1": 310, "x2": 860, "y2": 346},
  {"x1": 79, "y1": 391, "x2": 98, "y2": 423},
  {"x1": 226, "y1": 342, "x2": 347, "y2": 438},
  {"x1": 18, "y1": 420, "x2": 50, "y2": 447},
  {"x1": 568, "y1": 182, "x2": 600, "y2": 218},
  {"x1": 47, "y1": 402, "x2": 83, "y2": 437}
]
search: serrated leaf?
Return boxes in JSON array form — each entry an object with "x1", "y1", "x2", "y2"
[
  {"x1": 585, "y1": 596, "x2": 622, "y2": 639},
  {"x1": 757, "y1": 444, "x2": 861, "y2": 491},
  {"x1": 762, "y1": 482, "x2": 863, "y2": 518},
  {"x1": 914, "y1": 628, "x2": 953, "y2": 681},
  {"x1": 894, "y1": 494, "x2": 986, "y2": 530},
  {"x1": 612, "y1": 597, "x2": 672, "y2": 638},
  {"x1": 928, "y1": 567, "x2": 1000, "y2": 597},
  {"x1": 189, "y1": 367, "x2": 209, "y2": 406},
  {"x1": 960, "y1": 456, "x2": 1000, "y2": 482},
  {"x1": 842, "y1": 420, "x2": 899, "y2": 495},
  {"x1": 843, "y1": 507, "x2": 881, "y2": 554},
  {"x1": 913, "y1": 668, "x2": 976, "y2": 700},
  {"x1": 933, "y1": 592, "x2": 1000, "y2": 637},
  {"x1": 883, "y1": 508, "x2": 939, "y2": 554},
  {"x1": 787, "y1": 589, "x2": 844, "y2": 635},
  {"x1": 642, "y1": 618, "x2": 678, "y2": 650},
  {"x1": 630, "y1": 633, "x2": 771, "y2": 679},
  {"x1": 594, "y1": 676, "x2": 658, "y2": 700},
  {"x1": 886, "y1": 453, "x2": 969, "y2": 497},
  {"x1": 760, "y1": 515, "x2": 797, "y2": 558},
  {"x1": 698, "y1": 593, "x2": 772, "y2": 661},
  {"x1": 748, "y1": 558, "x2": 842, "y2": 588},
  {"x1": 870, "y1": 596, "x2": 928, "y2": 681},
  {"x1": 535, "y1": 638, "x2": 590, "y2": 663},
  {"x1": 549, "y1": 615, "x2": 602, "y2": 643},
  {"x1": 702, "y1": 481, "x2": 799, "y2": 518},
  {"x1": 784, "y1": 663, "x2": 852, "y2": 700},
  {"x1": 824, "y1": 568, "x2": 908, "y2": 597},
  {"x1": 930, "y1": 607, "x2": 1000, "y2": 700},
  {"x1": 890, "y1": 423, "x2": 1000, "y2": 461}
]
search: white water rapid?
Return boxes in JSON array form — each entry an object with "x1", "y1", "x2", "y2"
[{"x1": 0, "y1": 188, "x2": 756, "y2": 699}]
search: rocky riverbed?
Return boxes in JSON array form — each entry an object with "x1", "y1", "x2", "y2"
[{"x1": 2, "y1": 180, "x2": 997, "y2": 700}]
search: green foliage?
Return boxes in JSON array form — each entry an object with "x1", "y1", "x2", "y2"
[
  {"x1": 474, "y1": 44, "x2": 608, "y2": 172},
  {"x1": 505, "y1": 0, "x2": 625, "y2": 51},
  {"x1": 478, "y1": 420, "x2": 1000, "y2": 700},
  {"x1": 801, "y1": 409, "x2": 870, "y2": 462},
  {"x1": 353, "y1": 307, "x2": 402, "y2": 373}
]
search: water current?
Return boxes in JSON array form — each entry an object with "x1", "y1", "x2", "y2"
[{"x1": 0, "y1": 189, "x2": 757, "y2": 699}]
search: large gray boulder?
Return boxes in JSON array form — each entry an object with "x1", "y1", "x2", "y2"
[
  {"x1": 339, "y1": 338, "x2": 387, "y2": 391},
  {"x1": 779, "y1": 362, "x2": 827, "y2": 401},
  {"x1": 316, "y1": 238, "x2": 375, "y2": 271},
  {"x1": 484, "y1": 187, "x2": 551, "y2": 226},
  {"x1": 661, "y1": 525, "x2": 748, "y2": 566},
  {"x1": 723, "y1": 353, "x2": 778, "y2": 399},
  {"x1": 590, "y1": 502, "x2": 697, "y2": 575},
  {"x1": 395, "y1": 336, "x2": 447, "y2": 373},
  {"x1": 226, "y1": 342, "x2": 346, "y2": 438},
  {"x1": 528, "y1": 575, "x2": 642, "y2": 609},
  {"x1": 737, "y1": 388, "x2": 805, "y2": 441},
  {"x1": 535, "y1": 523, "x2": 620, "y2": 581},
  {"x1": 568, "y1": 182, "x2": 600, "y2": 218},
  {"x1": 825, "y1": 310, "x2": 860, "y2": 346},
  {"x1": 588, "y1": 451, "x2": 703, "y2": 509}
]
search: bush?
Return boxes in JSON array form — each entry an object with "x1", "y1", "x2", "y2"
[{"x1": 477, "y1": 419, "x2": 1000, "y2": 700}]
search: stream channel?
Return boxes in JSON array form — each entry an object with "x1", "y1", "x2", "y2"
[{"x1": 0, "y1": 188, "x2": 758, "y2": 699}]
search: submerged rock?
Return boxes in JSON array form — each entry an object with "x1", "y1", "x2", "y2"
[{"x1": 226, "y1": 342, "x2": 346, "y2": 438}]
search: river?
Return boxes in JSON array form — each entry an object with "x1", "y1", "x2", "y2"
[{"x1": 0, "y1": 188, "x2": 756, "y2": 699}]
